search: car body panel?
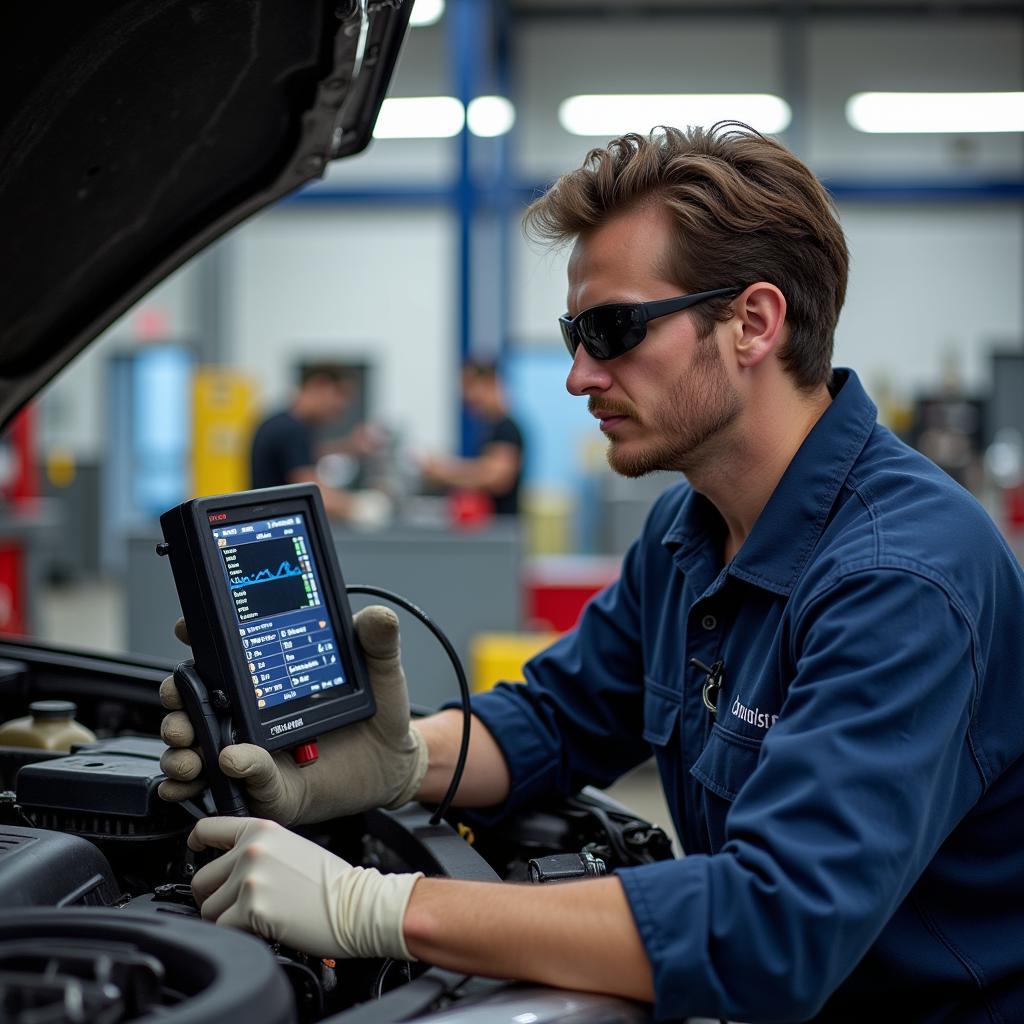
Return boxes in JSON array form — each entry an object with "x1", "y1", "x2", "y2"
[{"x1": 0, "y1": 0, "x2": 410, "y2": 428}]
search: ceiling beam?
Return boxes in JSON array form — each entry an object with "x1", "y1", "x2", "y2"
[{"x1": 511, "y1": 3, "x2": 1024, "y2": 22}]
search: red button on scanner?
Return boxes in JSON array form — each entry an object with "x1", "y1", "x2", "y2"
[{"x1": 292, "y1": 741, "x2": 319, "y2": 766}]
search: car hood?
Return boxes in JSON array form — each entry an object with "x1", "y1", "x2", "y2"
[{"x1": 0, "y1": 0, "x2": 410, "y2": 429}]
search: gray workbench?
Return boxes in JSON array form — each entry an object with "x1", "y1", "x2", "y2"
[{"x1": 126, "y1": 520, "x2": 524, "y2": 710}]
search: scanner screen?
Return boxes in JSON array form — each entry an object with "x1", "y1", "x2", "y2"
[{"x1": 211, "y1": 513, "x2": 354, "y2": 714}]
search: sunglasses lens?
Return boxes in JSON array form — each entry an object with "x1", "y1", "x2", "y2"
[
  {"x1": 582, "y1": 306, "x2": 645, "y2": 359},
  {"x1": 573, "y1": 311, "x2": 609, "y2": 359},
  {"x1": 561, "y1": 305, "x2": 647, "y2": 360},
  {"x1": 559, "y1": 318, "x2": 577, "y2": 357}
]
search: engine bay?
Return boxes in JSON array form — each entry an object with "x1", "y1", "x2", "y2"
[{"x1": 0, "y1": 642, "x2": 667, "y2": 1024}]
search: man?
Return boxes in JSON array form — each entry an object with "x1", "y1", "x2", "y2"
[
  {"x1": 250, "y1": 362, "x2": 371, "y2": 519},
  {"x1": 419, "y1": 361, "x2": 525, "y2": 516},
  {"x1": 160, "y1": 124, "x2": 1024, "y2": 1022}
]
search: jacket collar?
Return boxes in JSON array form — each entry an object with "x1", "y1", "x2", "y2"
[{"x1": 661, "y1": 368, "x2": 877, "y2": 595}]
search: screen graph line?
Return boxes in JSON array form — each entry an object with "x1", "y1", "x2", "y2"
[{"x1": 230, "y1": 561, "x2": 304, "y2": 588}]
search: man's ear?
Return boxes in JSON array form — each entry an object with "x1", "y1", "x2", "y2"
[{"x1": 733, "y1": 283, "x2": 787, "y2": 370}]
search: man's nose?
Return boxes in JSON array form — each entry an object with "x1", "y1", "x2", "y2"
[{"x1": 566, "y1": 346, "x2": 613, "y2": 396}]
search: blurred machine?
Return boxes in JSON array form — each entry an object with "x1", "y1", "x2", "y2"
[
  {"x1": 102, "y1": 347, "x2": 260, "y2": 575},
  {"x1": 986, "y1": 350, "x2": 1024, "y2": 544},
  {"x1": 102, "y1": 346, "x2": 192, "y2": 575},
  {"x1": 908, "y1": 394, "x2": 985, "y2": 491}
]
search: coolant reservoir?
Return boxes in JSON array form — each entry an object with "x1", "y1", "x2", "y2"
[{"x1": 0, "y1": 700, "x2": 97, "y2": 751}]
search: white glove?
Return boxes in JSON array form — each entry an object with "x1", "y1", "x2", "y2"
[
  {"x1": 158, "y1": 606, "x2": 429, "y2": 824},
  {"x1": 189, "y1": 816, "x2": 422, "y2": 960}
]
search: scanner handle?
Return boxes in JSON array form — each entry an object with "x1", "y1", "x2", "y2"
[{"x1": 173, "y1": 661, "x2": 249, "y2": 817}]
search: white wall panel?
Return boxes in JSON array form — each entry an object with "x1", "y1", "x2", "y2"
[
  {"x1": 230, "y1": 205, "x2": 456, "y2": 453},
  {"x1": 515, "y1": 19, "x2": 781, "y2": 180},
  {"x1": 835, "y1": 202, "x2": 1024, "y2": 396},
  {"x1": 512, "y1": 226, "x2": 572, "y2": 345},
  {"x1": 39, "y1": 265, "x2": 199, "y2": 456},
  {"x1": 807, "y1": 19, "x2": 1024, "y2": 176}
]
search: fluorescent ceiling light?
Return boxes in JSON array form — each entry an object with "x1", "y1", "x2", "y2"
[
  {"x1": 409, "y1": 0, "x2": 444, "y2": 28},
  {"x1": 559, "y1": 94, "x2": 792, "y2": 136},
  {"x1": 467, "y1": 96, "x2": 516, "y2": 137},
  {"x1": 846, "y1": 92, "x2": 1024, "y2": 133},
  {"x1": 373, "y1": 96, "x2": 464, "y2": 139}
]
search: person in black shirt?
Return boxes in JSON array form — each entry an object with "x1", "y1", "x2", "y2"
[
  {"x1": 251, "y1": 363, "x2": 372, "y2": 519},
  {"x1": 420, "y1": 361, "x2": 525, "y2": 516}
]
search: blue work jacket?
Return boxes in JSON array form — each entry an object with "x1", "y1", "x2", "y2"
[{"x1": 469, "y1": 369, "x2": 1024, "y2": 1022}]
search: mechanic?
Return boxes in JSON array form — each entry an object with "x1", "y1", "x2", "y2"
[
  {"x1": 160, "y1": 124, "x2": 1024, "y2": 1022},
  {"x1": 418, "y1": 360, "x2": 526, "y2": 516},
  {"x1": 250, "y1": 362, "x2": 377, "y2": 519}
]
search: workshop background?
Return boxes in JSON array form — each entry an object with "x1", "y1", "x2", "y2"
[{"x1": 2, "y1": 0, "x2": 1021, "y2": 840}]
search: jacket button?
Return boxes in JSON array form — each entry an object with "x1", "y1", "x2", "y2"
[{"x1": 701, "y1": 614, "x2": 717, "y2": 631}]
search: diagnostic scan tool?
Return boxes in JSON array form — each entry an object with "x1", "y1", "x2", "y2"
[{"x1": 158, "y1": 485, "x2": 375, "y2": 812}]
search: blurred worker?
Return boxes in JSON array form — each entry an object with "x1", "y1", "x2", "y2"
[
  {"x1": 161, "y1": 124, "x2": 1024, "y2": 1022},
  {"x1": 419, "y1": 361, "x2": 524, "y2": 516},
  {"x1": 250, "y1": 363, "x2": 376, "y2": 519}
]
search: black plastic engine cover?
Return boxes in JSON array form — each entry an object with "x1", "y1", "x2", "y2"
[
  {"x1": 15, "y1": 736, "x2": 191, "y2": 838},
  {"x1": 0, "y1": 826, "x2": 119, "y2": 907}
]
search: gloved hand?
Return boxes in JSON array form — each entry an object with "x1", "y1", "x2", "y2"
[
  {"x1": 158, "y1": 605, "x2": 429, "y2": 824},
  {"x1": 189, "y1": 816, "x2": 422, "y2": 960}
]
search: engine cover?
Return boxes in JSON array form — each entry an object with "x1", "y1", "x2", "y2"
[
  {"x1": 15, "y1": 736, "x2": 192, "y2": 839},
  {"x1": 0, "y1": 826, "x2": 118, "y2": 907}
]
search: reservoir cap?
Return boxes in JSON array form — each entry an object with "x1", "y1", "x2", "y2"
[{"x1": 30, "y1": 700, "x2": 78, "y2": 720}]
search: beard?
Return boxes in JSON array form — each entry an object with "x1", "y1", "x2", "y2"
[{"x1": 595, "y1": 336, "x2": 742, "y2": 478}]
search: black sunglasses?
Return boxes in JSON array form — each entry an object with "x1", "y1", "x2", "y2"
[{"x1": 559, "y1": 286, "x2": 744, "y2": 361}]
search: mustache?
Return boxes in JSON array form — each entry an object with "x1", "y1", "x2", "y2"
[{"x1": 588, "y1": 397, "x2": 638, "y2": 420}]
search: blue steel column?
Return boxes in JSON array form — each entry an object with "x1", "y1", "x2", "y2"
[
  {"x1": 448, "y1": 0, "x2": 485, "y2": 455},
  {"x1": 494, "y1": 0, "x2": 515, "y2": 370}
]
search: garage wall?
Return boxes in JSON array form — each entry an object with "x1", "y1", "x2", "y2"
[
  {"x1": 836, "y1": 203, "x2": 1024, "y2": 396},
  {"x1": 268, "y1": 11, "x2": 1024, "y2": 420},
  {"x1": 806, "y1": 19, "x2": 1024, "y2": 176},
  {"x1": 515, "y1": 18, "x2": 782, "y2": 179},
  {"x1": 39, "y1": 12, "x2": 1024, "y2": 458},
  {"x1": 229, "y1": 205, "x2": 457, "y2": 453},
  {"x1": 38, "y1": 268, "x2": 199, "y2": 456}
]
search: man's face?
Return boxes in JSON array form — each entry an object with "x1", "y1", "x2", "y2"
[
  {"x1": 308, "y1": 378, "x2": 351, "y2": 423},
  {"x1": 565, "y1": 204, "x2": 741, "y2": 478},
  {"x1": 461, "y1": 372, "x2": 489, "y2": 416}
]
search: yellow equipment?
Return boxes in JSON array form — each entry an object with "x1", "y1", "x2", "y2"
[
  {"x1": 192, "y1": 368, "x2": 259, "y2": 497},
  {"x1": 470, "y1": 631, "x2": 561, "y2": 693}
]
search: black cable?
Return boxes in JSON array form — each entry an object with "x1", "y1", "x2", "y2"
[
  {"x1": 372, "y1": 957, "x2": 413, "y2": 999},
  {"x1": 372, "y1": 957, "x2": 396, "y2": 999},
  {"x1": 346, "y1": 585, "x2": 471, "y2": 827}
]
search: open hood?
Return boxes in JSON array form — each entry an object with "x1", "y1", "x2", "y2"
[{"x1": 0, "y1": 0, "x2": 411, "y2": 428}]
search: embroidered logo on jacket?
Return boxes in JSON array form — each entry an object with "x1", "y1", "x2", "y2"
[{"x1": 729, "y1": 697, "x2": 778, "y2": 731}]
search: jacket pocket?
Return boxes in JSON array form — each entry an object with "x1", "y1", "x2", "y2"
[
  {"x1": 690, "y1": 723, "x2": 763, "y2": 800},
  {"x1": 690, "y1": 723, "x2": 763, "y2": 850},
  {"x1": 642, "y1": 679, "x2": 680, "y2": 746}
]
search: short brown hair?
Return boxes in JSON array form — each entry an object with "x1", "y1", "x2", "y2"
[
  {"x1": 462, "y1": 360, "x2": 499, "y2": 381},
  {"x1": 299, "y1": 362, "x2": 352, "y2": 389},
  {"x1": 524, "y1": 123, "x2": 848, "y2": 391}
]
